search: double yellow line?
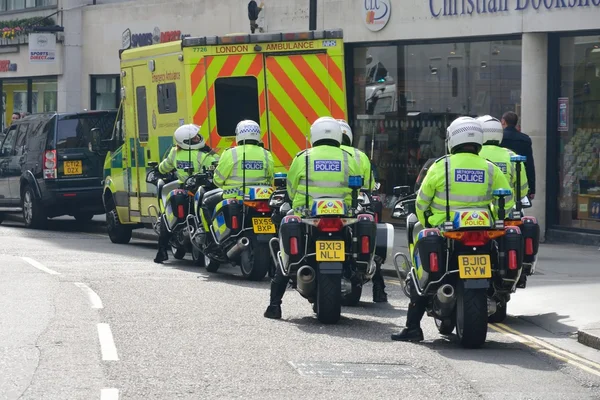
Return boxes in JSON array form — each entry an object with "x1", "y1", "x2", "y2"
[{"x1": 490, "y1": 323, "x2": 600, "y2": 378}]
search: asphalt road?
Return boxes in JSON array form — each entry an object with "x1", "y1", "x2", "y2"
[{"x1": 2, "y1": 218, "x2": 600, "y2": 400}]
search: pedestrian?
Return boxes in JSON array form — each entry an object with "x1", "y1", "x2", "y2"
[
  {"x1": 500, "y1": 111, "x2": 536, "y2": 200},
  {"x1": 11, "y1": 112, "x2": 20, "y2": 124}
]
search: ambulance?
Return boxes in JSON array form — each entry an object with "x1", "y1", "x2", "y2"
[{"x1": 101, "y1": 29, "x2": 348, "y2": 243}]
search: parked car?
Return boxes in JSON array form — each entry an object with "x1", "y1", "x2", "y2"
[{"x1": 0, "y1": 110, "x2": 117, "y2": 228}]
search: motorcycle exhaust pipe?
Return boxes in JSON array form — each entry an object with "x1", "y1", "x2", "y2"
[
  {"x1": 432, "y1": 284, "x2": 456, "y2": 318},
  {"x1": 226, "y1": 237, "x2": 250, "y2": 260},
  {"x1": 296, "y1": 265, "x2": 316, "y2": 299}
]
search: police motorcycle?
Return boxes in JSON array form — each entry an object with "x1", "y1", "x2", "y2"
[
  {"x1": 146, "y1": 162, "x2": 211, "y2": 262},
  {"x1": 269, "y1": 172, "x2": 394, "y2": 324},
  {"x1": 487, "y1": 155, "x2": 540, "y2": 323},
  {"x1": 391, "y1": 158, "x2": 435, "y2": 220},
  {"x1": 267, "y1": 172, "x2": 291, "y2": 278},
  {"x1": 393, "y1": 159, "x2": 522, "y2": 348},
  {"x1": 190, "y1": 160, "x2": 277, "y2": 281}
]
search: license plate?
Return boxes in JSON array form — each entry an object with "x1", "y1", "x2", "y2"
[
  {"x1": 64, "y1": 160, "x2": 82, "y2": 175},
  {"x1": 316, "y1": 240, "x2": 345, "y2": 262},
  {"x1": 252, "y1": 217, "x2": 276, "y2": 234},
  {"x1": 458, "y1": 255, "x2": 492, "y2": 279}
]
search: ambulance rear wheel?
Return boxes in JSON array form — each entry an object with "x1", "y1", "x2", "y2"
[{"x1": 106, "y1": 208, "x2": 132, "y2": 244}]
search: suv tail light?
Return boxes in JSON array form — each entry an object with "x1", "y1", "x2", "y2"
[{"x1": 43, "y1": 150, "x2": 57, "y2": 179}]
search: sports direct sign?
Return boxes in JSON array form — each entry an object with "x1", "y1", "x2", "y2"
[{"x1": 29, "y1": 33, "x2": 56, "y2": 63}]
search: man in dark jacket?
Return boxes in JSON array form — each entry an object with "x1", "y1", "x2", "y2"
[{"x1": 501, "y1": 111, "x2": 536, "y2": 200}]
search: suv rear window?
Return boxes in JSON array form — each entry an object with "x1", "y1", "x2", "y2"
[{"x1": 56, "y1": 113, "x2": 116, "y2": 149}]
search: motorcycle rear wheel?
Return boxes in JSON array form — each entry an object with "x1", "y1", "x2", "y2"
[
  {"x1": 240, "y1": 242, "x2": 269, "y2": 281},
  {"x1": 455, "y1": 280, "x2": 488, "y2": 348},
  {"x1": 191, "y1": 246, "x2": 208, "y2": 267},
  {"x1": 316, "y1": 272, "x2": 342, "y2": 324},
  {"x1": 171, "y1": 245, "x2": 186, "y2": 260}
]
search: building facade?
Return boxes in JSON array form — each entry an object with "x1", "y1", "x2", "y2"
[{"x1": 1, "y1": 0, "x2": 599, "y2": 241}]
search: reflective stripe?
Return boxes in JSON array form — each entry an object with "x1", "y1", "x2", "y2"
[
  {"x1": 298, "y1": 179, "x2": 341, "y2": 188},
  {"x1": 231, "y1": 148, "x2": 238, "y2": 165},
  {"x1": 214, "y1": 169, "x2": 227, "y2": 181},
  {"x1": 487, "y1": 162, "x2": 494, "y2": 196},
  {"x1": 311, "y1": 191, "x2": 345, "y2": 198},
  {"x1": 353, "y1": 148, "x2": 361, "y2": 164},
  {"x1": 342, "y1": 150, "x2": 349, "y2": 183},
  {"x1": 434, "y1": 191, "x2": 490, "y2": 203},
  {"x1": 226, "y1": 177, "x2": 269, "y2": 184},
  {"x1": 263, "y1": 148, "x2": 270, "y2": 172},
  {"x1": 520, "y1": 183, "x2": 528, "y2": 191},
  {"x1": 418, "y1": 191, "x2": 433, "y2": 203},
  {"x1": 416, "y1": 201, "x2": 429, "y2": 211},
  {"x1": 430, "y1": 202, "x2": 447, "y2": 211}
]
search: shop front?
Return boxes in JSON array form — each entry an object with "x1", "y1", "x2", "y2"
[
  {"x1": 547, "y1": 32, "x2": 600, "y2": 239},
  {"x1": 0, "y1": 32, "x2": 61, "y2": 130}
]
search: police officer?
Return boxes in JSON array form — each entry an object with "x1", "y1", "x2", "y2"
[
  {"x1": 338, "y1": 119, "x2": 388, "y2": 303},
  {"x1": 264, "y1": 116, "x2": 361, "y2": 319},
  {"x1": 154, "y1": 124, "x2": 217, "y2": 264},
  {"x1": 213, "y1": 120, "x2": 274, "y2": 199},
  {"x1": 391, "y1": 116, "x2": 511, "y2": 342},
  {"x1": 478, "y1": 115, "x2": 529, "y2": 288}
]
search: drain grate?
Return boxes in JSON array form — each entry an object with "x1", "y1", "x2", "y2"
[{"x1": 288, "y1": 361, "x2": 427, "y2": 379}]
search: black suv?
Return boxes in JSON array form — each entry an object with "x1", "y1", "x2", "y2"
[{"x1": 0, "y1": 111, "x2": 117, "y2": 228}]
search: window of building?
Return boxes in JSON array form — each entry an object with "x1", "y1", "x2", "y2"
[
  {"x1": 349, "y1": 39, "x2": 522, "y2": 222},
  {"x1": 91, "y1": 76, "x2": 119, "y2": 110},
  {"x1": 136, "y1": 86, "x2": 149, "y2": 142},
  {"x1": 555, "y1": 35, "x2": 600, "y2": 232},
  {"x1": 1, "y1": 0, "x2": 56, "y2": 11},
  {"x1": 157, "y1": 82, "x2": 177, "y2": 114},
  {"x1": 214, "y1": 76, "x2": 259, "y2": 137}
]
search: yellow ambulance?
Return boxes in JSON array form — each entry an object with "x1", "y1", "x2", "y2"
[{"x1": 102, "y1": 29, "x2": 348, "y2": 243}]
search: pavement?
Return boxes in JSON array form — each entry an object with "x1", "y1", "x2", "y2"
[{"x1": 2, "y1": 214, "x2": 600, "y2": 399}]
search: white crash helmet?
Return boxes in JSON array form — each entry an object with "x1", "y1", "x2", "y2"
[
  {"x1": 476, "y1": 115, "x2": 503, "y2": 144},
  {"x1": 235, "y1": 120, "x2": 261, "y2": 144},
  {"x1": 446, "y1": 116, "x2": 483, "y2": 154},
  {"x1": 174, "y1": 124, "x2": 205, "y2": 150},
  {"x1": 310, "y1": 116, "x2": 343, "y2": 146},
  {"x1": 337, "y1": 119, "x2": 353, "y2": 145}
]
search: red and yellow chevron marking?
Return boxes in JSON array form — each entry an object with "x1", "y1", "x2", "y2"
[
  {"x1": 189, "y1": 51, "x2": 347, "y2": 172},
  {"x1": 265, "y1": 53, "x2": 346, "y2": 170}
]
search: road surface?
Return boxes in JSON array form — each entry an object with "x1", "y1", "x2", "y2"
[{"x1": 1, "y1": 218, "x2": 600, "y2": 399}]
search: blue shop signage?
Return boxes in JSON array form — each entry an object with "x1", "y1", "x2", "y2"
[{"x1": 430, "y1": 0, "x2": 600, "y2": 17}]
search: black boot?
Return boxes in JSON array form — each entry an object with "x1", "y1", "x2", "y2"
[
  {"x1": 372, "y1": 264, "x2": 388, "y2": 303},
  {"x1": 391, "y1": 287, "x2": 426, "y2": 342},
  {"x1": 154, "y1": 247, "x2": 169, "y2": 264},
  {"x1": 264, "y1": 273, "x2": 288, "y2": 319}
]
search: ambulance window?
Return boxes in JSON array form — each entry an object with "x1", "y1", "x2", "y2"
[
  {"x1": 136, "y1": 86, "x2": 149, "y2": 142},
  {"x1": 157, "y1": 83, "x2": 178, "y2": 114},
  {"x1": 214, "y1": 76, "x2": 260, "y2": 137}
]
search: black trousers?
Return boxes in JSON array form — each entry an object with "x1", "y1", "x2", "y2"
[{"x1": 405, "y1": 279, "x2": 427, "y2": 328}]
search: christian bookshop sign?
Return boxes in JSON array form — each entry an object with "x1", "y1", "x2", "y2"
[{"x1": 429, "y1": 0, "x2": 600, "y2": 17}]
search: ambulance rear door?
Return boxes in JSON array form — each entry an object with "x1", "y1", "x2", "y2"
[
  {"x1": 190, "y1": 46, "x2": 268, "y2": 155},
  {"x1": 264, "y1": 37, "x2": 347, "y2": 171}
]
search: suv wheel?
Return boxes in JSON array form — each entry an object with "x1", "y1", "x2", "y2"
[
  {"x1": 106, "y1": 207, "x2": 132, "y2": 244},
  {"x1": 22, "y1": 186, "x2": 47, "y2": 229}
]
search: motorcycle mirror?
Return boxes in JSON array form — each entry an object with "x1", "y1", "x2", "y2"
[
  {"x1": 521, "y1": 195, "x2": 532, "y2": 208},
  {"x1": 280, "y1": 202, "x2": 291, "y2": 215},
  {"x1": 393, "y1": 185, "x2": 411, "y2": 198}
]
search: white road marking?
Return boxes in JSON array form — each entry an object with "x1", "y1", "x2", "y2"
[
  {"x1": 73, "y1": 283, "x2": 103, "y2": 309},
  {"x1": 21, "y1": 256, "x2": 60, "y2": 275},
  {"x1": 101, "y1": 388, "x2": 119, "y2": 400},
  {"x1": 97, "y1": 323, "x2": 119, "y2": 361}
]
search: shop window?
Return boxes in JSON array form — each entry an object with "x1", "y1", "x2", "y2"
[
  {"x1": 157, "y1": 83, "x2": 177, "y2": 114},
  {"x1": 135, "y1": 86, "x2": 149, "y2": 142},
  {"x1": 91, "y1": 76, "x2": 119, "y2": 110},
  {"x1": 214, "y1": 76, "x2": 259, "y2": 137},
  {"x1": 556, "y1": 35, "x2": 600, "y2": 232},
  {"x1": 351, "y1": 39, "x2": 522, "y2": 222},
  {"x1": 2, "y1": 0, "x2": 55, "y2": 11}
]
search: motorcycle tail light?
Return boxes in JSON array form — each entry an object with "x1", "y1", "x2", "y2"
[
  {"x1": 177, "y1": 204, "x2": 185, "y2": 219},
  {"x1": 525, "y1": 238, "x2": 533, "y2": 255},
  {"x1": 444, "y1": 230, "x2": 505, "y2": 246},
  {"x1": 231, "y1": 215, "x2": 239, "y2": 230},
  {"x1": 317, "y1": 218, "x2": 344, "y2": 232},
  {"x1": 508, "y1": 250, "x2": 518, "y2": 270},
  {"x1": 245, "y1": 200, "x2": 271, "y2": 213},
  {"x1": 290, "y1": 237, "x2": 299, "y2": 255},
  {"x1": 361, "y1": 236, "x2": 370, "y2": 254},
  {"x1": 429, "y1": 252, "x2": 439, "y2": 272}
]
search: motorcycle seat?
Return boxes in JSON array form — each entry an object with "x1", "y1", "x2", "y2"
[{"x1": 202, "y1": 188, "x2": 224, "y2": 212}]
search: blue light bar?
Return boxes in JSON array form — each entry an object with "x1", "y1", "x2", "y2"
[
  {"x1": 493, "y1": 188, "x2": 512, "y2": 196},
  {"x1": 510, "y1": 155, "x2": 527, "y2": 162},
  {"x1": 274, "y1": 172, "x2": 287, "y2": 178},
  {"x1": 348, "y1": 175, "x2": 363, "y2": 189}
]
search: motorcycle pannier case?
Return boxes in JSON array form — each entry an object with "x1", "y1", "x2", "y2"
[{"x1": 167, "y1": 189, "x2": 191, "y2": 221}]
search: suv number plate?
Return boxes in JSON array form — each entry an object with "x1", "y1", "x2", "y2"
[{"x1": 64, "y1": 160, "x2": 82, "y2": 175}]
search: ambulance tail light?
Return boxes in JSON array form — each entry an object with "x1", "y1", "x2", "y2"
[{"x1": 43, "y1": 150, "x2": 57, "y2": 179}]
